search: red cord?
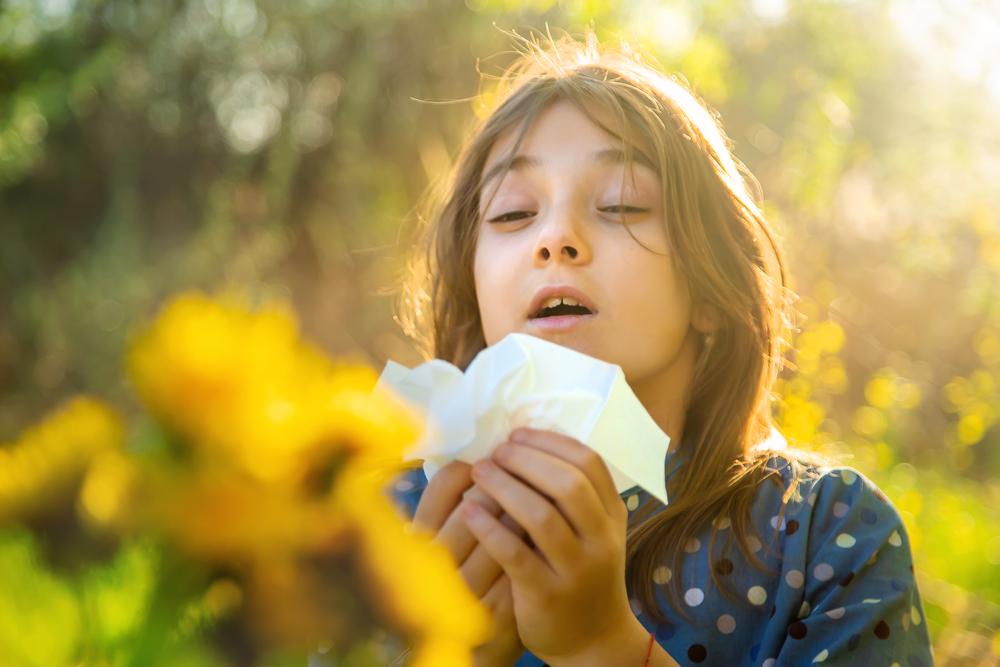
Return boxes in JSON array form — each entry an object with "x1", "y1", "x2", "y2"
[{"x1": 643, "y1": 630, "x2": 655, "y2": 666}]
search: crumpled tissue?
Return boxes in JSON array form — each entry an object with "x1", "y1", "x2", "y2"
[{"x1": 374, "y1": 332, "x2": 671, "y2": 505}]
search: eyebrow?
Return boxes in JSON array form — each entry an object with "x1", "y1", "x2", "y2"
[{"x1": 479, "y1": 146, "x2": 658, "y2": 191}]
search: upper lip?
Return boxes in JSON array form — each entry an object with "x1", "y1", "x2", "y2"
[{"x1": 527, "y1": 285, "x2": 599, "y2": 319}]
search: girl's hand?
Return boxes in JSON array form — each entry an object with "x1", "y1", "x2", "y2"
[
  {"x1": 459, "y1": 427, "x2": 635, "y2": 664},
  {"x1": 412, "y1": 460, "x2": 526, "y2": 666}
]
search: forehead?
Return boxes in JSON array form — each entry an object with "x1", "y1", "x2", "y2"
[{"x1": 480, "y1": 98, "x2": 658, "y2": 188}]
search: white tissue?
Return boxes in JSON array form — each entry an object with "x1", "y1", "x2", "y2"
[{"x1": 374, "y1": 332, "x2": 671, "y2": 505}]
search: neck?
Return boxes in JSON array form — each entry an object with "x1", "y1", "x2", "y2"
[{"x1": 628, "y1": 327, "x2": 701, "y2": 454}]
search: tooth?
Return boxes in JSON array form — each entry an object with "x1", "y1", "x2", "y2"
[{"x1": 541, "y1": 296, "x2": 583, "y2": 309}]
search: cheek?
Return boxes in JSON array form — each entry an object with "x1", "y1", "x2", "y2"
[
  {"x1": 473, "y1": 242, "x2": 506, "y2": 336},
  {"x1": 610, "y1": 251, "x2": 688, "y2": 320},
  {"x1": 473, "y1": 246, "x2": 488, "y2": 310},
  {"x1": 625, "y1": 219, "x2": 672, "y2": 256}
]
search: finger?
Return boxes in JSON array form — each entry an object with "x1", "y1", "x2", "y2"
[
  {"x1": 476, "y1": 574, "x2": 516, "y2": 650},
  {"x1": 482, "y1": 572, "x2": 514, "y2": 619},
  {"x1": 460, "y1": 497, "x2": 551, "y2": 587},
  {"x1": 510, "y1": 428, "x2": 621, "y2": 516},
  {"x1": 459, "y1": 512, "x2": 525, "y2": 597},
  {"x1": 435, "y1": 483, "x2": 503, "y2": 563},
  {"x1": 413, "y1": 460, "x2": 474, "y2": 534},
  {"x1": 492, "y1": 441, "x2": 609, "y2": 540},
  {"x1": 469, "y1": 460, "x2": 576, "y2": 574}
]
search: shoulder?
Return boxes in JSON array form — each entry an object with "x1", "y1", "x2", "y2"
[
  {"x1": 746, "y1": 454, "x2": 933, "y2": 663},
  {"x1": 744, "y1": 451, "x2": 919, "y2": 583},
  {"x1": 760, "y1": 454, "x2": 909, "y2": 547}
]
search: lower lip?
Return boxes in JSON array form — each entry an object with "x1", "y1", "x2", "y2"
[{"x1": 527, "y1": 314, "x2": 597, "y2": 332}]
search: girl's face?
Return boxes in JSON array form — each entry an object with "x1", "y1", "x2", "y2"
[{"x1": 473, "y1": 99, "x2": 709, "y2": 394}]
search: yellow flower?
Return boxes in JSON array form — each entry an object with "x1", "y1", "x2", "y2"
[
  {"x1": 78, "y1": 449, "x2": 140, "y2": 530},
  {"x1": 128, "y1": 290, "x2": 480, "y2": 661},
  {"x1": 127, "y1": 291, "x2": 322, "y2": 479},
  {"x1": 127, "y1": 291, "x2": 424, "y2": 488},
  {"x1": 145, "y1": 464, "x2": 348, "y2": 563},
  {"x1": 0, "y1": 397, "x2": 123, "y2": 522}
]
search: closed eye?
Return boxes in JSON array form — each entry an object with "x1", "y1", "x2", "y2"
[
  {"x1": 487, "y1": 210, "x2": 535, "y2": 223},
  {"x1": 599, "y1": 205, "x2": 648, "y2": 214}
]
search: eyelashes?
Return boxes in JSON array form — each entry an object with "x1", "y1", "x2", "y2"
[
  {"x1": 487, "y1": 210, "x2": 533, "y2": 223},
  {"x1": 486, "y1": 206, "x2": 648, "y2": 224}
]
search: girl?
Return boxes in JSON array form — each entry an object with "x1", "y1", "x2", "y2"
[{"x1": 388, "y1": 30, "x2": 934, "y2": 667}]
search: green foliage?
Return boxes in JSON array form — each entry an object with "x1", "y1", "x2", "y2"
[{"x1": 0, "y1": 529, "x2": 160, "y2": 666}]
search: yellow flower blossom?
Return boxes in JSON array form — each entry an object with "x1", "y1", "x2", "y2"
[
  {"x1": 0, "y1": 397, "x2": 123, "y2": 523},
  {"x1": 146, "y1": 465, "x2": 348, "y2": 563},
  {"x1": 128, "y1": 291, "x2": 483, "y2": 661},
  {"x1": 127, "y1": 291, "x2": 424, "y2": 488}
]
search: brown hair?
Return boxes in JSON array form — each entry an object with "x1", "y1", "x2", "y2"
[{"x1": 395, "y1": 28, "x2": 832, "y2": 624}]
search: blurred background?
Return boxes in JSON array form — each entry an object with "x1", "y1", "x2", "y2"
[{"x1": 1, "y1": 0, "x2": 998, "y2": 663}]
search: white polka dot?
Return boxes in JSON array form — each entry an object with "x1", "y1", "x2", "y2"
[
  {"x1": 653, "y1": 566, "x2": 672, "y2": 585},
  {"x1": 685, "y1": 537, "x2": 701, "y2": 553},
  {"x1": 901, "y1": 609, "x2": 910, "y2": 631},
  {"x1": 747, "y1": 535, "x2": 763, "y2": 553},
  {"x1": 825, "y1": 607, "x2": 845, "y2": 619},
  {"x1": 747, "y1": 585, "x2": 767, "y2": 605},
  {"x1": 763, "y1": 660, "x2": 776, "y2": 667},
  {"x1": 841, "y1": 469, "x2": 857, "y2": 485},
  {"x1": 626, "y1": 494, "x2": 639, "y2": 511},
  {"x1": 891, "y1": 663, "x2": 901, "y2": 667},
  {"x1": 799, "y1": 601, "x2": 811, "y2": 618},
  {"x1": 889, "y1": 530, "x2": 902, "y2": 547},
  {"x1": 807, "y1": 492, "x2": 817, "y2": 506},
  {"x1": 785, "y1": 569, "x2": 804, "y2": 588},
  {"x1": 813, "y1": 649, "x2": 829, "y2": 663},
  {"x1": 836, "y1": 533, "x2": 857, "y2": 548},
  {"x1": 911, "y1": 605, "x2": 922, "y2": 625},
  {"x1": 713, "y1": 515, "x2": 731, "y2": 529},
  {"x1": 716, "y1": 613, "x2": 736, "y2": 634},
  {"x1": 394, "y1": 478, "x2": 414, "y2": 492},
  {"x1": 685, "y1": 587, "x2": 704, "y2": 606},
  {"x1": 770, "y1": 514, "x2": 786, "y2": 530},
  {"x1": 862, "y1": 598, "x2": 881, "y2": 604},
  {"x1": 833, "y1": 501, "x2": 850, "y2": 518},
  {"x1": 813, "y1": 563, "x2": 834, "y2": 581}
]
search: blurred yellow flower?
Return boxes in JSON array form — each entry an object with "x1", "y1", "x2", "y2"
[
  {"x1": 127, "y1": 291, "x2": 483, "y2": 663},
  {"x1": 79, "y1": 449, "x2": 139, "y2": 529},
  {"x1": 145, "y1": 466, "x2": 343, "y2": 563},
  {"x1": 127, "y1": 291, "x2": 423, "y2": 488},
  {"x1": 0, "y1": 396, "x2": 123, "y2": 523}
]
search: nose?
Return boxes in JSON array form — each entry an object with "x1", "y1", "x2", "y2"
[{"x1": 533, "y1": 206, "x2": 592, "y2": 266}]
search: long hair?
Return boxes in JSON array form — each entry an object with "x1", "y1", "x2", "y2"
[{"x1": 395, "y1": 28, "x2": 831, "y2": 624}]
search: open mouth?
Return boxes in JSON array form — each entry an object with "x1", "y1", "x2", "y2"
[
  {"x1": 527, "y1": 300, "x2": 596, "y2": 332},
  {"x1": 530, "y1": 302, "x2": 594, "y2": 319}
]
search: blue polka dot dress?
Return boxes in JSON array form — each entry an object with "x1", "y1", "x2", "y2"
[{"x1": 387, "y1": 445, "x2": 934, "y2": 666}]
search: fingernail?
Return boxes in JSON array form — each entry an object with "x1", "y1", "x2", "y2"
[
  {"x1": 472, "y1": 460, "x2": 495, "y2": 477},
  {"x1": 510, "y1": 429, "x2": 528, "y2": 443}
]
